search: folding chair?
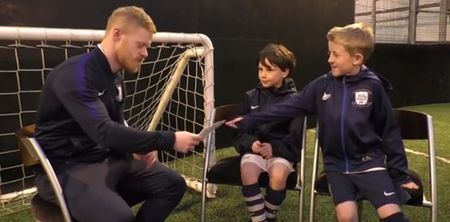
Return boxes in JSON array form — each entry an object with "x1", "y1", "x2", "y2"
[
  {"x1": 309, "y1": 109, "x2": 437, "y2": 222},
  {"x1": 15, "y1": 124, "x2": 72, "y2": 222},
  {"x1": 201, "y1": 104, "x2": 307, "y2": 222}
]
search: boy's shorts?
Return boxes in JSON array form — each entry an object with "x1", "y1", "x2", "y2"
[
  {"x1": 240, "y1": 153, "x2": 294, "y2": 172},
  {"x1": 326, "y1": 170, "x2": 407, "y2": 209}
]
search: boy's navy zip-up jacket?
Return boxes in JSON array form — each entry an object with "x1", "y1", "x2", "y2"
[
  {"x1": 35, "y1": 47, "x2": 175, "y2": 167},
  {"x1": 234, "y1": 78, "x2": 304, "y2": 163},
  {"x1": 240, "y1": 66, "x2": 410, "y2": 184}
]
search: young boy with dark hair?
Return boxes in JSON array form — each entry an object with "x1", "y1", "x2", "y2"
[
  {"x1": 227, "y1": 23, "x2": 418, "y2": 222},
  {"x1": 236, "y1": 43, "x2": 303, "y2": 222}
]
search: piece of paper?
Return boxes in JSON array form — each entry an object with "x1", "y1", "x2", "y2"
[{"x1": 199, "y1": 120, "x2": 226, "y2": 139}]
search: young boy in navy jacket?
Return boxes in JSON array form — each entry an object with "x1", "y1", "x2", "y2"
[
  {"x1": 227, "y1": 23, "x2": 418, "y2": 222},
  {"x1": 235, "y1": 44, "x2": 304, "y2": 222}
]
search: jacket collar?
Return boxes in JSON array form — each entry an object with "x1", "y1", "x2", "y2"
[{"x1": 256, "y1": 77, "x2": 297, "y2": 95}]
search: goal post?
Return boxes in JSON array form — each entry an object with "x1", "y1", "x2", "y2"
[
  {"x1": 148, "y1": 47, "x2": 207, "y2": 132},
  {"x1": 0, "y1": 26, "x2": 217, "y2": 215}
]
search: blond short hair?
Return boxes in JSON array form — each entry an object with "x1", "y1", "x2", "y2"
[
  {"x1": 106, "y1": 6, "x2": 157, "y2": 34},
  {"x1": 327, "y1": 23, "x2": 374, "y2": 62}
]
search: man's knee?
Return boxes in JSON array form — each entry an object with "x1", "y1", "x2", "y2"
[
  {"x1": 165, "y1": 172, "x2": 186, "y2": 197},
  {"x1": 175, "y1": 174, "x2": 187, "y2": 194},
  {"x1": 380, "y1": 212, "x2": 410, "y2": 222}
]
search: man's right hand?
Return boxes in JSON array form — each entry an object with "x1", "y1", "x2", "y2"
[{"x1": 174, "y1": 131, "x2": 202, "y2": 153}]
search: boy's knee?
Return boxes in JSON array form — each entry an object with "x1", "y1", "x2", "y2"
[
  {"x1": 240, "y1": 163, "x2": 260, "y2": 184},
  {"x1": 335, "y1": 201, "x2": 358, "y2": 222},
  {"x1": 337, "y1": 212, "x2": 358, "y2": 222},
  {"x1": 240, "y1": 163, "x2": 258, "y2": 175},
  {"x1": 380, "y1": 212, "x2": 409, "y2": 222},
  {"x1": 268, "y1": 178, "x2": 286, "y2": 190},
  {"x1": 377, "y1": 203, "x2": 401, "y2": 219}
]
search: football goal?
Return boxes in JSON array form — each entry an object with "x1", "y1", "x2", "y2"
[{"x1": 0, "y1": 26, "x2": 215, "y2": 215}]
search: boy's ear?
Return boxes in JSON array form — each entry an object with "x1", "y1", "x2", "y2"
[
  {"x1": 282, "y1": 69, "x2": 289, "y2": 78},
  {"x1": 353, "y1": 53, "x2": 364, "y2": 66}
]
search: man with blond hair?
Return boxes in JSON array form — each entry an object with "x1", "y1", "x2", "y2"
[{"x1": 34, "y1": 6, "x2": 201, "y2": 221}]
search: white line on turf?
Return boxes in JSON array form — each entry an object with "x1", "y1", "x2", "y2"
[
  {"x1": 307, "y1": 129, "x2": 450, "y2": 164},
  {"x1": 405, "y1": 148, "x2": 450, "y2": 164}
]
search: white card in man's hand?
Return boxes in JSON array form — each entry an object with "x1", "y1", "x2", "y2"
[{"x1": 199, "y1": 120, "x2": 226, "y2": 139}]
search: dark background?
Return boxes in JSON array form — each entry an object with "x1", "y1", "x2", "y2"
[
  {"x1": 1, "y1": 0, "x2": 448, "y2": 106},
  {"x1": 0, "y1": 0, "x2": 354, "y2": 106}
]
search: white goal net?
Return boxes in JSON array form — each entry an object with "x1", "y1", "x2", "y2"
[{"x1": 0, "y1": 26, "x2": 215, "y2": 215}]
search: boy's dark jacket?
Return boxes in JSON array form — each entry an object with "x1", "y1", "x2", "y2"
[
  {"x1": 234, "y1": 78, "x2": 304, "y2": 163},
  {"x1": 240, "y1": 66, "x2": 410, "y2": 184}
]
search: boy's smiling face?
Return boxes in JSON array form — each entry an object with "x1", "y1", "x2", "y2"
[{"x1": 327, "y1": 40, "x2": 363, "y2": 77}]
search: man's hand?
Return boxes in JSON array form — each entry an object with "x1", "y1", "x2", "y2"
[
  {"x1": 133, "y1": 151, "x2": 158, "y2": 169},
  {"x1": 225, "y1": 117, "x2": 243, "y2": 128},
  {"x1": 174, "y1": 131, "x2": 202, "y2": 153},
  {"x1": 401, "y1": 181, "x2": 419, "y2": 190},
  {"x1": 251, "y1": 140, "x2": 262, "y2": 153},
  {"x1": 259, "y1": 143, "x2": 273, "y2": 159}
]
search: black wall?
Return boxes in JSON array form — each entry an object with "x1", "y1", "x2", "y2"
[
  {"x1": 367, "y1": 44, "x2": 450, "y2": 107},
  {"x1": 0, "y1": 0, "x2": 355, "y2": 105},
  {"x1": 1, "y1": 1, "x2": 448, "y2": 106}
]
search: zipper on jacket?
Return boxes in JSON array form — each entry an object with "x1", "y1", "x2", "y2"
[{"x1": 340, "y1": 76, "x2": 350, "y2": 173}]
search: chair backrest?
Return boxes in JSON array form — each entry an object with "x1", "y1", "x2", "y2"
[
  {"x1": 212, "y1": 104, "x2": 240, "y2": 149},
  {"x1": 394, "y1": 109, "x2": 430, "y2": 139},
  {"x1": 394, "y1": 109, "x2": 437, "y2": 221},
  {"x1": 310, "y1": 109, "x2": 437, "y2": 222},
  {"x1": 15, "y1": 124, "x2": 73, "y2": 222},
  {"x1": 214, "y1": 104, "x2": 240, "y2": 122},
  {"x1": 15, "y1": 124, "x2": 40, "y2": 167}
]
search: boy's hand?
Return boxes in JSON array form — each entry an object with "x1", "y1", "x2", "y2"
[
  {"x1": 260, "y1": 143, "x2": 273, "y2": 159},
  {"x1": 225, "y1": 117, "x2": 243, "y2": 128},
  {"x1": 401, "y1": 181, "x2": 419, "y2": 190},
  {"x1": 251, "y1": 140, "x2": 262, "y2": 153},
  {"x1": 174, "y1": 131, "x2": 202, "y2": 153},
  {"x1": 133, "y1": 151, "x2": 158, "y2": 169}
]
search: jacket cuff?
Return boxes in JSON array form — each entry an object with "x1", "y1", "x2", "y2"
[
  {"x1": 158, "y1": 131, "x2": 176, "y2": 151},
  {"x1": 240, "y1": 135, "x2": 258, "y2": 153},
  {"x1": 389, "y1": 168, "x2": 412, "y2": 185},
  {"x1": 269, "y1": 140, "x2": 284, "y2": 157}
]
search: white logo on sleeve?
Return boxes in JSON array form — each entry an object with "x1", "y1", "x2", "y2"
[
  {"x1": 98, "y1": 89, "x2": 105, "y2": 97},
  {"x1": 250, "y1": 105, "x2": 259, "y2": 110},
  {"x1": 383, "y1": 191, "x2": 396, "y2": 196},
  {"x1": 322, "y1": 92, "x2": 331, "y2": 101},
  {"x1": 116, "y1": 85, "x2": 123, "y2": 102}
]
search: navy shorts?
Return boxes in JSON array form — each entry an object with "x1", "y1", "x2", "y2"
[{"x1": 326, "y1": 170, "x2": 408, "y2": 209}]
